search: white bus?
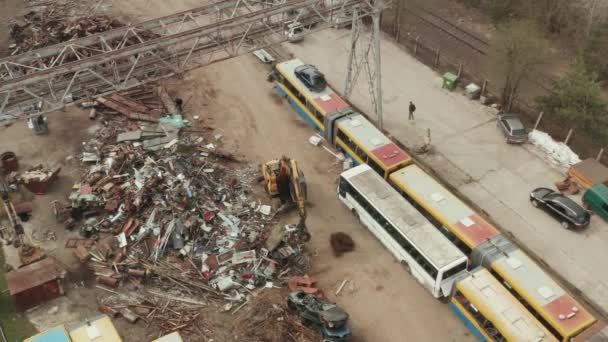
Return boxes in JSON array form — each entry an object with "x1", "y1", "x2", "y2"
[{"x1": 338, "y1": 164, "x2": 468, "y2": 298}]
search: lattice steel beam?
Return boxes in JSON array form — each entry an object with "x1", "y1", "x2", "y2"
[
  {"x1": 0, "y1": 0, "x2": 242, "y2": 81},
  {"x1": 0, "y1": 0, "x2": 371, "y2": 115}
]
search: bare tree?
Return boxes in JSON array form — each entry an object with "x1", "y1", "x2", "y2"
[
  {"x1": 485, "y1": 19, "x2": 549, "y2": 109},
  {"x1": 529, "y1": 0, "x2": 572, "y2": 33},
  {"x1": 580, "y1": 0, "x2": 608, "y2": 37}
]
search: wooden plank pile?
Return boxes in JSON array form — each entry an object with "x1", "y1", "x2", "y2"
[{"x1": 95, "y1": 86, "x2": 169, "y2": 122}]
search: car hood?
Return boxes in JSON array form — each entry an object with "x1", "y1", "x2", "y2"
[{"x1": 320, "y1": 306, "x2": 349, "y2": 324}]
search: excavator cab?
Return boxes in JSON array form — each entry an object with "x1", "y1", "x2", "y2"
[
  {"x1": 260, "y1": 157, "x2": 309, "y2": 238},
  {"x1": 260, "y1": 159, "x2": 281, "y2": 196}
]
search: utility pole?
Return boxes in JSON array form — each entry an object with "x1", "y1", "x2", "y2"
[
  {"x1": 343, "y1": 0, "x2": 385, "y2": 129},
  {"x1": 344, "y1": 6, "x2": 360, "y2": 97},
  {"x1": 373, "y1": 5, "x2": 383, "y2": 129}
]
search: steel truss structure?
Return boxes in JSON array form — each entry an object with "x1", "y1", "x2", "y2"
[
  {"x1": 343, "y1": 0, "x2": 386, "y2": 129},
  {"x1": 0, "y1": 0, "x2": 374, "y2": 115}
]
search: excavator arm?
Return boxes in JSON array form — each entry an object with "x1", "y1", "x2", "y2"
[{"x1": 288, "y1": 158, "x2": 307, "y2": 228}]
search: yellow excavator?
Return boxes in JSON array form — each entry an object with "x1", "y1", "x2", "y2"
[{"x1": 260, "y1": 157, "x2": 309, "y2": 240}]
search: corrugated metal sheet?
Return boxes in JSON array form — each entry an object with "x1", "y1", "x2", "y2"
[
  {"x1": 6, "y1": 257, "x2": 62, "y2": 295},
  {"x1": 456, "y1": 268, "x2": 558, "y2": 342}
]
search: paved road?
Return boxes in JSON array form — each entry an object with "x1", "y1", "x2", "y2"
[{"x1": 284, "y1": 29, "x2": 608, "y2": 316}]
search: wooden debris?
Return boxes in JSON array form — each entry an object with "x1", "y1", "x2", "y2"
[
  {"x1": 335, "y1": 279, "x2": 349, "y2": 296},
  {"x1": 97, "y1": 97, "x2": 159, "y2": 122},
  {"x1": 120, "y1": 308, "x2": 140, "y2": 323}
]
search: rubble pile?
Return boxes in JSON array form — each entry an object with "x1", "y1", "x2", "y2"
[
  {"x1": 52, "y1": 97, "x2": 313, "y2": 338},
  {"x1": 233, "y1": 289, "x2": 318, "y2": 342},
  {"x1": 6, "y1": 9, "x2": 159, "y2": 61},
  {"x1": 9, "y1": 11, "x2": 124, "y2": 53},
  {"x1": 98, "y1": 287, "x2": 213, "y2": 338}
]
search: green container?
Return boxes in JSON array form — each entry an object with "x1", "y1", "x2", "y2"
[
  {"x1": 442, "y1": 72, "x2": 458, "y2": 91},
  {"x1": 583, "y1": 184, "x2": 608, "y2": 221}
]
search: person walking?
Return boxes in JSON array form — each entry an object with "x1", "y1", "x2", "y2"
[{"x1": 408, "y1": 101, "x2": 416, "y2": 120}]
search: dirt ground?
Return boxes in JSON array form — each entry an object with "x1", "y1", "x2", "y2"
[
  {"x1": 0, "y1": 0, "x2": 23, "y2": 56},
  {"x1": 0, "y1": 56, "x2": 475, "y2": 342},
  {"x1": 163, "y1": 55, "x2": 476, "y2": 342}
]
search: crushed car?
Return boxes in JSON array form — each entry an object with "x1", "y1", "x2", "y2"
[{"x1": 288, "y1": 290, "x2": 352, "y2": 342}]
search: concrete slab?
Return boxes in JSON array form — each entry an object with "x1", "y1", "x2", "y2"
[{"x1": 285, "y1": 29, "x2": 608, "y2": 316}]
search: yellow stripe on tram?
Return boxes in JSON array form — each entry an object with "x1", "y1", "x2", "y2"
[
  {"x1": 275, "y1": 67, "x2": 330, "y2": 118},
  {"x1": 275, "y1": 82, "x2": 325, "y2": 130},
  {"x1": 335, "y1": 139, "x2": 365, "y2": 165},
  {"x1": 388, "y1": 175, "x2": 476, "y2": 250}
]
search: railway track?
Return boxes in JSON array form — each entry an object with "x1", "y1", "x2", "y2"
[
  {"x1": 0, "y1": 322, "x2": 7, "y2": 342},
  {"x1": 404, "y1": 5, "x2": 489, "y2": 55},
  {"x1": 401, "y1": 6, "x2": 560, "y2": 95}
]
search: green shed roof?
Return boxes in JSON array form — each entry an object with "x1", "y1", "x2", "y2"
[{"x1": 588, "y1": 184, "x2": 608, "y2": 201}]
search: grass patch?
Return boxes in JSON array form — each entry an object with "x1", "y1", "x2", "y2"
[{"x1": 0, "y1": 249, "x2": 37, "y2": 341}]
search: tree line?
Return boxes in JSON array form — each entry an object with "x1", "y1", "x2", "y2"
[{"x1": 466, "y1": 0, "x2": 608, "y2": 145}]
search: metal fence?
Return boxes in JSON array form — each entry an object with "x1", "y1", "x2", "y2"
[{"x1": 380, "y1": 7, "x2": 607, "y2": 163}]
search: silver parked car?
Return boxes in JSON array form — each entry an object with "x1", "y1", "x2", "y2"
[{"x1": 497, "y1": 113, "x2": 527, "y2": 144}]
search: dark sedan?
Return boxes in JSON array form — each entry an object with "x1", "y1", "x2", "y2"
[
  {"x1": 294, "y1": 64, "x2": 327, "y2": 92},
  {"x1": 529, "y1": 187, "x2": 591, "y2": 230}
]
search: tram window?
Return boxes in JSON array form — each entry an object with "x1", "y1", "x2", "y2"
[{"x1": 367, "y1": 158, "x2": 385, "y2": 176}]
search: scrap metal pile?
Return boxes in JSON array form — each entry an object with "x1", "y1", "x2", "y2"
[
  {"x1": 50, "y1": 94, "x2": 314, "y2": 339},
  {"x1": 8, "y1": 10, "x2": 124, "y2": 54}
]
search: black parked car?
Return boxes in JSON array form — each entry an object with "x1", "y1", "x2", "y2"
[
  {"x1": 294, "y1": 64, "x2": 327, "y2": 92},
  {"x1": 287, "y1": 291, "x2": 351, "y2": 341},
  {"x1": 529, "y1": 187, "x2": 591, "y2": 230}
]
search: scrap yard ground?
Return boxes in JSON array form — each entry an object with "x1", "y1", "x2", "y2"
[
  {"x1": 0, "y1": 14, "x2": 474, "y2": 341},
  {"x1": 0, "y1": 58, "x2": 475, "y2": 341},
  {"x1": 2, "y1": 0, "x2": 608, "y2": 340}
]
